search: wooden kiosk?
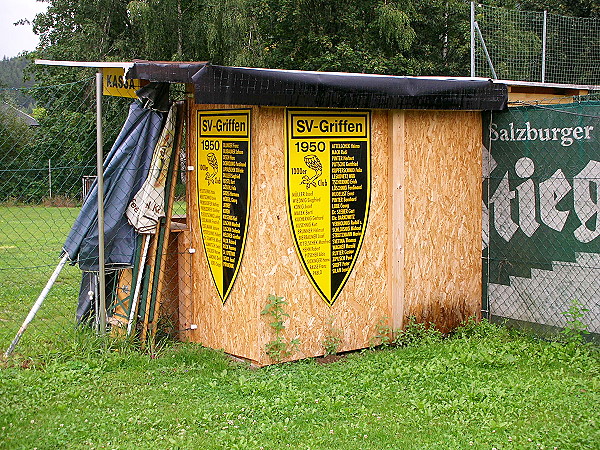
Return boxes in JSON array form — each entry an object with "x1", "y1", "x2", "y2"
[{"x1": 129, "y1": 63, "x2": 508, "y2": 365}]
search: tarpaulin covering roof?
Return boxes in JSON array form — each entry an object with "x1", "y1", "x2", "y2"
[
  {"x1": 190, "y1": 65, "x2": 508, "y2": 110},
  {"x1": 122, "y1": 61, "x2": 508, "y2": 110},
  {"x1": 128, "y1": 60, "x2": 207, "y2": 83}
]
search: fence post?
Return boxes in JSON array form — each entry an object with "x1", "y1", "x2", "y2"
[
  {"x1": 470, "y1": 2, "x2": 475, "y2": 77},
  {"x1": 95, "y1": 72, "x2": 107, "y2": 335},
  {"x1": 542, "y1": 10, "x2": 547, "y2": 83},
  {"x1": 48, "y1": 159, "x2": 52, "y2": 199}
]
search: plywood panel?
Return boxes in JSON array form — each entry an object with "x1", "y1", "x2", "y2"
[
  {"x1": 188, "y1": 103, "x2": 262, "y2": 363},
  {"x1": 253, "y1": 108, "x2": 390, "y2": 365},
  {"x1": 388, "y1": 111, "x2": 405, "y2": 332},
  {"x1": 186, "y1": 103, "x2": 481, "y2": 363},
  {"x1": 402, "y1": 110, "x2": 482, "y2": 332},
  {"x1": 187, "y1": 105, "x2": 391, "y2": 364}
]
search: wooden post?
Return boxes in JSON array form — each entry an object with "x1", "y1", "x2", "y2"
[
  {"x1": 147, "y1": 101, "x2": 186, "y2": 350},
  {"x1": 388, "y1": 110, "x2": 405, "y2": 332}
]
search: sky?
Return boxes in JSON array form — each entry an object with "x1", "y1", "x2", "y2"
[{"x1": 1, "y1": 0, "x2": 49, "y2": 58}]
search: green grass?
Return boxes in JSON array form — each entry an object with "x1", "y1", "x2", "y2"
[
  {"x1": 1, "y1": 206, "x2": 599, "y2": 448},
  {"x1": 0, "y1": 323, "x2": 599, "y2": 449},
  {"x1": 0, "y1": 205, "x2": 82, "y2": 354}
]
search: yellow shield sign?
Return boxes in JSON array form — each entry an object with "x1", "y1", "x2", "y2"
[
  {"x1": 286, "y1": 109, "x2": 371, "y2": 305},
  {"x1": 196, "y1": 110, "x2": 251, "y2": 303}
]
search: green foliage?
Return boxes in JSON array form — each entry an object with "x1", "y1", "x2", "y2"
[
  {"x1": 1, "y1": 79, "x2": 130, "y2": 203},
  {"x1": 260, "y1": 294, "x2": 299, "y2": 362},
  {"x1": 369, "y1": 317, "x2": 392, "y2": 348},
  {"x1": 0, "y1": 56, "x2": 36, "y2": 110},
  {"x1": 560, "y1": 299, "x2": 590, "y2": 344},
  {"x1": 321, "y1": 317, "x2": 343, "y2": 356},
  {"x1": 393, "y1": 316, "x2": 443, "y2": 346},
  {"x1": 23, "y1": 0, "x2": 600, "y2": 85},
  {"x1": 27, "y1": 0, "x2": 477, "y2": 78},
  {"x1": 490, "y1": 0, "x2": 600, "y2": 18},
  {"x1": 452, "y1": 316, "x2": 503, "y2": 340},
  {"x1": 0, "y1": 106, "x2": 37, "y2": 202},
  {"x1": 253, "y1": 0, "x2": 421, "y2": 74}
]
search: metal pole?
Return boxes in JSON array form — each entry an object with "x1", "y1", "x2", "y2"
[
  {"x1": 5, "y1": 254, "x2": 69, "y2": 357},
  {"x1": 470, "y1": 2, "x2": 475, "y2": 77},
  {"x1": 48, "y1": 159, "x2": 52, "y2": 199},
  {"x1": 542, "y1": 10, "x2": 547, "y2": 83},
  {"x1": 96, "y1": 72, "x2": 107, "y2": 335},
  {"x1": 475, "y1": 21, "x2": 498, "y2": 79}
]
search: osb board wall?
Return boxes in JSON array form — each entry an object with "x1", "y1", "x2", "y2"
[
  {"x1": 187, "y1": 104, "x2": 390, "y2": 365},
  {"x1": 186, "y1": 103, "x2": 263, "y2": 363},
  {"x1": 401, "y1": 110, "x2": 483, "y2": 332}
]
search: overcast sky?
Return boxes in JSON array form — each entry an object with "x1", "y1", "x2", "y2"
[{"x1": 1, "y1": 0, "x2": 49, "y2": 58}]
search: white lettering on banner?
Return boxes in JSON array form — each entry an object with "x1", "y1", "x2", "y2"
[
  {"x1": 489, "y1": 122, "x2": 594, "y2": 147},
  {"x1": 515, "y1": 157, "x2": 539, "y2": 237},
  {"x1": 539, "y1": 170, "x2": 571, "y2": 232},
  {"x1": 574, "y1": 160, "x2": 600, "y2": 243},
  {"x1": 490, "y1": 173, "x2": 519, "y2": 242},
  {"x1": 489, "y1": 159, "x2": 600, "y2": 243}
]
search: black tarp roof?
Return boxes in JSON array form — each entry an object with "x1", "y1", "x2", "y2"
[
  {"x1": 126, "y1": 62, "x2": 508, "y2": 111},
  {"x1": 128, "y1": 60, "x2": 207, "y2": 83},
  {"x1": 191, "y1": 65, "x2": 508, "y2": 110}
]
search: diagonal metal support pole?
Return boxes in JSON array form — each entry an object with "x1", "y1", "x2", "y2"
[
  {"x1": 4, "y1": 254, "x2": 69, "y2": 357},
  {"x1": 474, "y1": 21, "x2": 498, "y2": 79}
]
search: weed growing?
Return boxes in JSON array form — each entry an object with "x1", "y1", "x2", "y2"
[
  {"x1": 393, "y1": 315, "x2": 443, "y2": 346},
  {"x1": 561, "y1": 299, "x2": 590, "y2": 344},
  {"x1": 321, "y1": 317, "x2": 343, "y2": 356},
  {"x1": 260, "y1": 294, "x2": 300, "y2": 362},
  {"x1": 369, "y1": 317, "x2": 391, "y2": 348}
]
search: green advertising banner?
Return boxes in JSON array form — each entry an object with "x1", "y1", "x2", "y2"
[{"x1": 483, "y1": 102, "x2": 600, "y2": 333}]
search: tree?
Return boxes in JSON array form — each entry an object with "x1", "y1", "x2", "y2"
[
  {"x1": 29, "y1": 0, "x2": 476, "y2": 76},
  {"x1": 487, "y1": 0, "x2": 600, "y2": 18},
  {"x1": 250, "y1": 0, "x2": 417, "y2": 74}
]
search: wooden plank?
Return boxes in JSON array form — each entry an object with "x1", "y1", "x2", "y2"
[
  {"x1": 178, "y1": 229, "x2": 193, "y2": 341},
  {"x1": 139, "y1": 227, "x2": 159, "y2": 346},
  {"x1": 147, "y1": 101, "x2": 186, "y2": 350},
  {"x1": 388, "y1": 110, "x2": 405, "y2": 332},
  {"x1": 126, "y1": 233, "x2": 150, "y2": 336},
  {"x1": 402, "y1": 110, "x2": 482, "y2": 332}
]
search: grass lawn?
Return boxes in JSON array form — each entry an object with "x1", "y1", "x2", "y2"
[
  {"x1": 0, "y1": 205, "x2": 82, "y2": 354},
  {"x1": 0, "y1": 322, "x2": 599, "y2": 449}
]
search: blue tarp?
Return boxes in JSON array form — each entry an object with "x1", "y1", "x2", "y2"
[{"x1": 62, "y1": 101, "x2": 165, "y2": 271}]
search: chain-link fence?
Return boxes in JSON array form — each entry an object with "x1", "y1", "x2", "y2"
[
  {"x1": 483, "y1": 95, "x2": 600, "y2": 337},
  {"x1": 473, "y1": 3, "x2": 600, "y2": 85},
  {"x1": 0, "y1": 78, "x2": 189, "y2": 358}
]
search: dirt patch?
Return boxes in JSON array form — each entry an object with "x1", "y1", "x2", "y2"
[
  {"x1": 315, "y1": 354, "x2": 346, "y2": 365},
  {"x1": 41, "y1": 195, "x2": 79, "y2": 207}
]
